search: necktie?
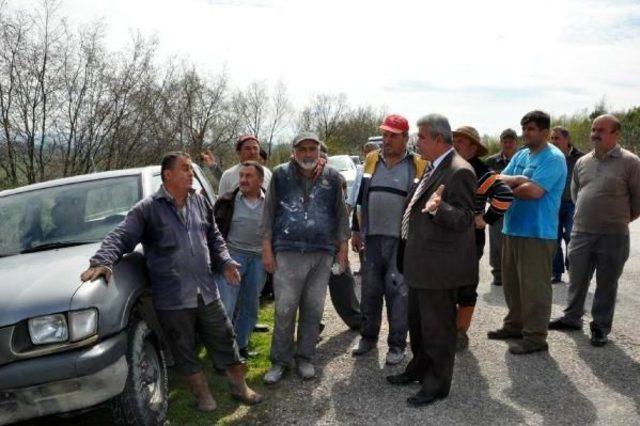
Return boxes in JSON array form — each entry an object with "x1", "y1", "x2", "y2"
[{"x1": 401, "y1": 164, "x2": 434, "y2": 240}]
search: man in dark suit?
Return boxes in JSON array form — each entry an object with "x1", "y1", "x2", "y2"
[{"x1": 387, "y1": 113, "x2": 477, "y2": 407}]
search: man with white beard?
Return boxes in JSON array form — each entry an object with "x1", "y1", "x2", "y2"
[{"x1": 261, "y1": 132, "x2": 350, "y2": 383}]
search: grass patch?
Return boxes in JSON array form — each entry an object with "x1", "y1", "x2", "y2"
[{"x1": 167, "y1": 301, "x2": 274, "y2": 425}]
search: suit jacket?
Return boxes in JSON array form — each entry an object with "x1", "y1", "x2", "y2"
[{"x1": 399, "y1": 151, "x2": 478, "y2": 290}]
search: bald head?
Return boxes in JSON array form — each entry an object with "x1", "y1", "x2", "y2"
[
  {"x1": 593, "y1": 114, "x2": 621, "y2": 132},
  {"x1": 591, "y1": 114, "x2": 621, "y2": 155}
]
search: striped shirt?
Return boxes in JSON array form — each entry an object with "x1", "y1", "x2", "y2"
[{"x1": 469, "y1": 157, "x2": 513, "y2": 224}]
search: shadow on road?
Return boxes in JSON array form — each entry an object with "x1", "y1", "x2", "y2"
[
  {"x1": 505, "y1": 351, "x2": 597, "y2": 425},
  {"x1": 572, "y1": 336, "x2": 640, "y2": 417}
]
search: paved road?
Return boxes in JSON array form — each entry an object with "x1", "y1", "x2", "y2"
[
  {"x1": 17, "y1": 223, "x2": 640, "y2": 425},
  {"x1": 243, "y1": 221, "x2": 640, "y2": 425}
]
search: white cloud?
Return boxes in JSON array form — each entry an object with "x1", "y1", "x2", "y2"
[{"x1": 55, "y1": 0, "x2": 640, "y2": 135}]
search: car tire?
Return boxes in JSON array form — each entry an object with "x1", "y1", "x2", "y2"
[{"x1": 110, "y1": 319, "x2": 168, "y2": 425}]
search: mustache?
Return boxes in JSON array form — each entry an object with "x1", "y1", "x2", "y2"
[{"x1": 591, "y1": 136, "x2": 602, "y2": 142}]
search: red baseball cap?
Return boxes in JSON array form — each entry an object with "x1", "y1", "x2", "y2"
[{"x1": 379, "y1": 114, "x2": 409, "y2": 134}]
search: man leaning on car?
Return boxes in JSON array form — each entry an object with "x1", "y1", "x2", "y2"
[{"x1": 80, "y1": 151, "x2": 262, "y2": 412}]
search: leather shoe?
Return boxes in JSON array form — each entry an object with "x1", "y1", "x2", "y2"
[
  {"x1": 487, "y1": 328, "x2": 523, "y2": 340},
  {"x1": 239, "y1": 347, "x2": 258, "y2": 359},
  {"x1": 590, "y1": 329, "x2": 608, "y2": 347},
  {"x1": 548, "y1": 318, "x2": 581, "y2": 331},
  {"x1": 407, "y1": 391, "x2": 444, "y2": 407},
  {"x1": 386, "y1": 372, "x2": 421, "y2": 386},
  {"x1": 509, "y1": 340, "x2": 548, "y2": 355}
]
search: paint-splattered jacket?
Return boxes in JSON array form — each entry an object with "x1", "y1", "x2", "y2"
[{"x1": 261, "y1": 160, "x2": 350, "y2": 254}]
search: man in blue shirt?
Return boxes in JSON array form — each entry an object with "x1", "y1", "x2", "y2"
[{"x1": 487, "y1": 111, "x2": 567, "y2": 354}]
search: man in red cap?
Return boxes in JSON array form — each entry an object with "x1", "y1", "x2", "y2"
[
  {"x1": 351, "y1": 114, "x2": 428, "y2": 365},
  {"x1": 218, "y1": 135, "x2": 273, "y2": 195}
]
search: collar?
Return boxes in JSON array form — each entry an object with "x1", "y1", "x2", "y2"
[
  {"x1": 238, "y1": 189, "x2": 265, "y2": 201},
  {"x1": 380, "y1": 150, "x2": 411, "y2": 165},
  {"x1": 592, "y1": 144, "x2": 622, "y2": 159},
  {"x1": 431, "y1": 147, "x2": 454, "y2": 170},
  {"x1": 156, "y1": 185, "x2": 194, "y2": 204}
]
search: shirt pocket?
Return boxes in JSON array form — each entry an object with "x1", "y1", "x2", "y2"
[{"x1": 156, "y1": 226, "x2": 179, "y2": 251}]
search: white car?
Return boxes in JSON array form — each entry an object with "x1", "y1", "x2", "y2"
[{"x1": 327, "y1": 155, "x2": 357, "y2": 199}]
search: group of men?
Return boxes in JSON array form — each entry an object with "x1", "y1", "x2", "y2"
[{"x1": 80, "y1": 108, "x2": 639, "y2": 411}]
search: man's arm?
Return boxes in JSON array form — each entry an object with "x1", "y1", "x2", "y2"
[
  {"x1": 628, "y1": 157, "x2": 640, "y2": 222},
  {"x1": 260, "y1": 177, "x2": 278, "y2": 273},
  {"x1": 82, "y1": 201, "x2": 147, "y2": 282},
  {"x1": 334, "y1": 183, "x2": 351, "y2": 269},
  {"x1": 431, "y1": 168, "x2": 477, "y2": 232}
]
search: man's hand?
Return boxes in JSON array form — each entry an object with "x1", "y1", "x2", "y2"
[
  {"x1": 201, "y1": 149, "x2": 217, "y2": 167},
  {"x1": 224, "y1": 262, "x2": 241, "y2": 285},
  {"x1": 475, "y1": 215, "x2": 487, "y2": 229},
  {"x1": 262, "y1": 243, "x2": 277, "y2": 274},
  {"x1": 351, "y1": 232, "x2": 365, "y2": 253},
  {"x1": 80, "y1": 266, "x2": 112, "y2": 283},
  {"x1": 422, "y1": 185, "x2": 445, "y2": 214},
  {"x1": 337, "y1": 241, "x2": 349, "y2": 271}
]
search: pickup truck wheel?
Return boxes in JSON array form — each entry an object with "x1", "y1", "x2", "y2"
[{"x1": 110, "y1": 319, "x2": 168, "y2": 425}]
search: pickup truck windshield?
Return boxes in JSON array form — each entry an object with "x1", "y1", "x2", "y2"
[{"x1": 0, "y1": 176, "x2": 141, "y2": 257}]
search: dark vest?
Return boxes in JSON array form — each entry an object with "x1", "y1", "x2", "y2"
[{"x1": 272, "y1": 162, "x2": 340, "y2": 254}]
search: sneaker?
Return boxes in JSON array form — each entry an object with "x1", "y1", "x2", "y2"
[
  {"x1": 296, "y1": 360, "x2": 315, "y2": 380},
  {"x1": 590, "y1": 328, "x2": 608, "y2": 347},
  {"x1": 509, "y1": 340, "x2": 548, "y2": 355},
  {"x1": 385, "y1": 347, "x2": 405, "y2": 365},
  {"x1": 456, "y1": 331, "x2": 469, "y2": 352},
  {"x1": 548, "y1": 318, "x2": 582, "y2": 331},
  {"x1": 351, "y1": 338, "x2": 376, "y2": 356},
  {"x1": 263, "y1": 364, "x2": 286, "y2": 384},
  {"x1": 551, "y1": 275, "x2": 563, "y2": 284}
]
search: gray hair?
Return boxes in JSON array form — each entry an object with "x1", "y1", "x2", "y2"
[{"x1": 416, "y1": 114, "x2": 452, "y2": 144}]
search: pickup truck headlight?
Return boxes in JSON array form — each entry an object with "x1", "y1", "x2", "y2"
[
  {"x1": 28, "y1": 314, "x2": 69, "y2": 345},
  {"x1": 69, "y1": 309, "x2": 98, "y2": 341}
]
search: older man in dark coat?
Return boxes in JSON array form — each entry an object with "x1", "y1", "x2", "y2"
[{"x1": 387, "y1": 114, "x2": 477, "y2": 407}]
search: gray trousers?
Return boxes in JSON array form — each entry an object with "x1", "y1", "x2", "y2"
[
  {"x1": 489, "y1": 218, "x2": 503, "y2": 284},
  {"x1": 270, "y1": 251, "x2": 333, "y2": 366},
  {"x1": 562, "y1": 232, "x2": 630, "y2": 335},
  {"x1": 361, "y1": 235, "x2": 408, "y2": 350}
]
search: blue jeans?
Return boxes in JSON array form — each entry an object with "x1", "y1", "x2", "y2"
[
  {"x1": 553, "y1": 200, "x2": 575, "y2": 278},
  {"x1": 217, "y1": 250, "x2": 266, "y2": 349}
]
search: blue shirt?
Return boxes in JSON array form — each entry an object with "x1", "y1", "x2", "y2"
[{"x1": 502, "y1": 144, "x2": 567, "y2": 240}]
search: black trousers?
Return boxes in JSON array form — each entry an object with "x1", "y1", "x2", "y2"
[
  {"x1": 156, "y1": 296, "x2": 242, "y2": 375},
  {"x1": 405, "y1": 286, "x2": 458, "y2": 396},
  {"x1": 328, "y1": 266, "x2": 362, "y2": 329}
]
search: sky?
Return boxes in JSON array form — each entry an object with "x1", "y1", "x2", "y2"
[{"x1": 56, "y1": 0, "x2": 640, "y2": 135}]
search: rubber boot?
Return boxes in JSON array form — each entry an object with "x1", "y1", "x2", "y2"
[
  {"x1": 185, "y1": 372, "x2": 217, "y2": 412},
  {"x1": 456, "y1": 305, "x2": 475, "y2": 352},
  {"x1": 226, "y1": 363, "x2": 263, "y2": 405}
]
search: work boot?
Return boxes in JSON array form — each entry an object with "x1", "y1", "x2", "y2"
[
  {"x1": 226, "y1": 364, "x2": 263, "y2": 405},
  {"x1": 456, "y1": 330, "x2": 469, "y2": 352},
  {"x1": 184, "y1": 372, "x2": 217, "y2": 412},
  {"x1": 456, "y1": 305, "x2": 475, "y2": 352}
]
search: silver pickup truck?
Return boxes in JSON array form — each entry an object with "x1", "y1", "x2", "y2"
[{"x1": 0, "y1": 165, "x2": 216, "y2": 425}]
